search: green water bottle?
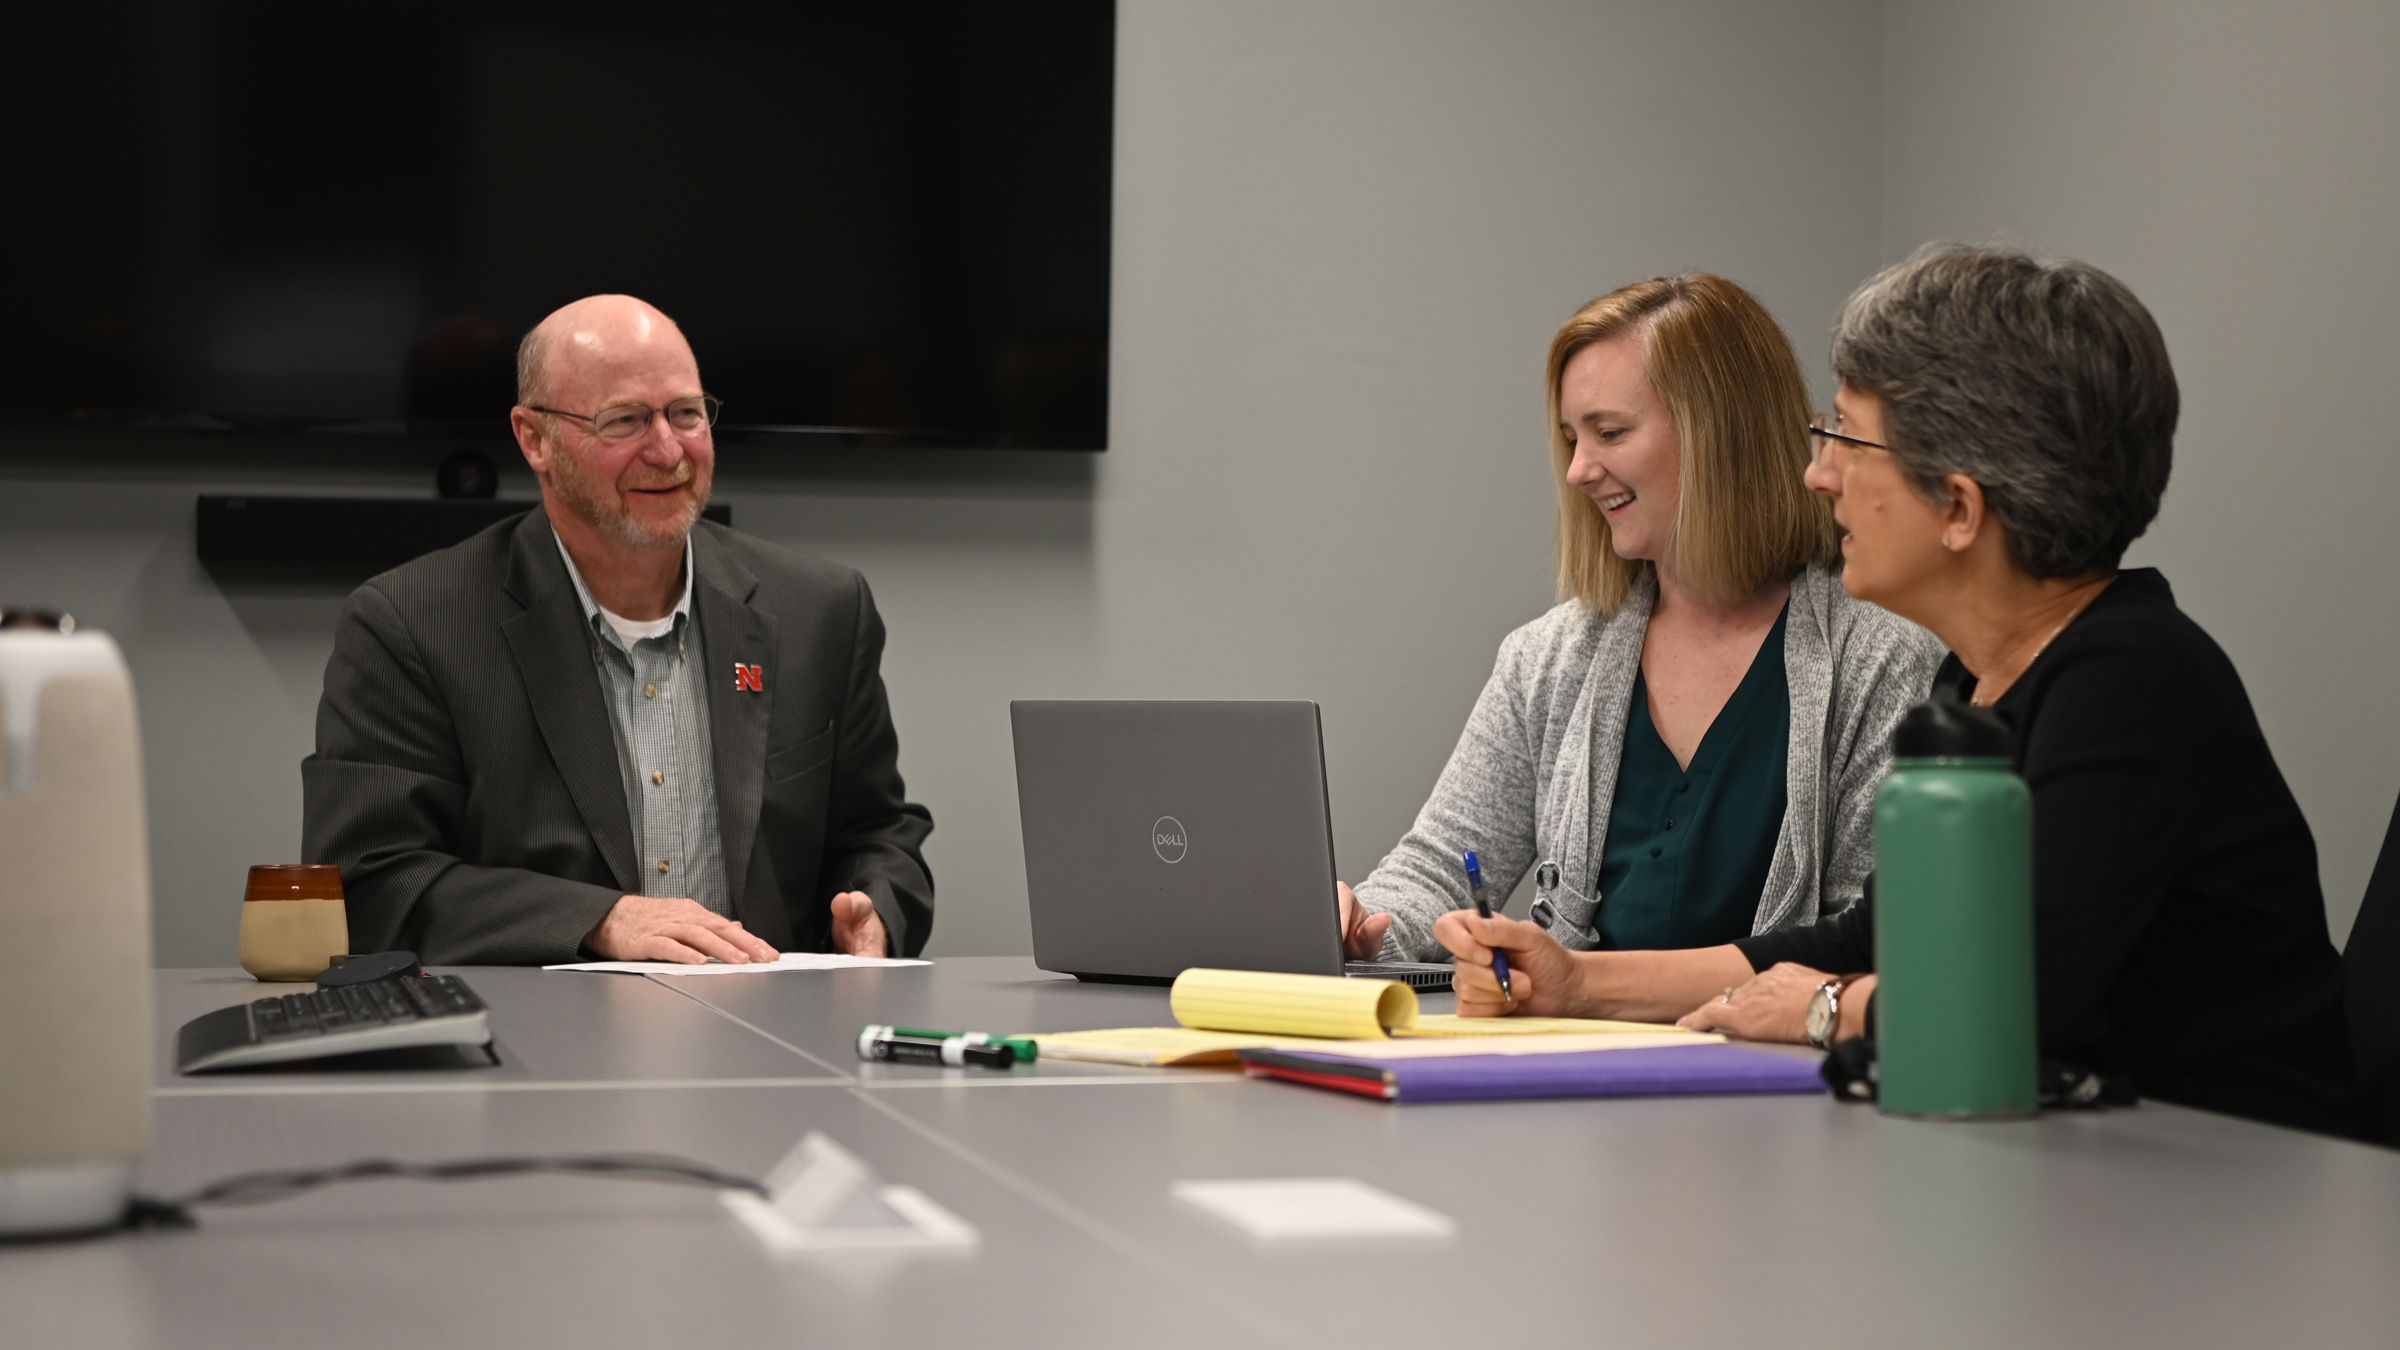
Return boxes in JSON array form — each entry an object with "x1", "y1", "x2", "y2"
[{"x1": 1873, "y1": 686, "x2": 2038, "y2": 1120}]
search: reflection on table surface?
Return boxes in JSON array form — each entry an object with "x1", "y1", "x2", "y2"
[{"x1": 1, "y1": 957, "x2": 2391, "y2": 1350}]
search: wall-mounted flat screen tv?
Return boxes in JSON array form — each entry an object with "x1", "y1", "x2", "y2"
[{"x1": 9, "y1": 1, "x2": 1115, "y2": 449}]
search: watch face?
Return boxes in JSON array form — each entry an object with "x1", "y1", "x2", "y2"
[{"x1": 1806, "y1": 988, "x2": 1836, "y2": 1045}]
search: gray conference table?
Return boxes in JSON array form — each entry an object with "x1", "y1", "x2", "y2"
[{"x1": 4, "y1": 958, "x2": 2397, "y2": 1349}]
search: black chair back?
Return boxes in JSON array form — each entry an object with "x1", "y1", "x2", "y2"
[{"x1": 2345, "y1": 792, "x2": 2400, "y2": 1145}]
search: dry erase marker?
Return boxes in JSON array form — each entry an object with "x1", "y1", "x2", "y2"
[
  {"x1": 1463, "y1": 851, "x2": 1513, "y2": 1002},
  {"x1": 891, "y1": 1026, "x2": 1040, "y2": 1063},
  {"x1": 857, "y1": 1025, "x2": 1017, "y2": 1069}
]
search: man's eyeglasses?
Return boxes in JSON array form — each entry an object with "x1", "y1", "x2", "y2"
[
  {"x1": 1807, "y1": 412, "x2": 1889, "y2": 464},
  {"x1": 529, "y1": 395, "x2": 722, "y2": 441}
]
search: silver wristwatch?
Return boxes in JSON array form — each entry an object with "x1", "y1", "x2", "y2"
[{"x1": 1805, "y1": 976, "x2": 1855, "y2": 1050}]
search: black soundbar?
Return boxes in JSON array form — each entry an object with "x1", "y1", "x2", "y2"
[{"x1": 195, "y1": 496, "x2": 731, "y2": 566}]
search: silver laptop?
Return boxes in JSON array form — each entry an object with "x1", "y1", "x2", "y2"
[{"x1": 1010, "y1": 700, "x2": 1453, "y2": 989}]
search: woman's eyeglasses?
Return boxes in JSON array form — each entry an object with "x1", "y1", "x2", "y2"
[{"x1": 1807, "y1": 412, "x2": 1889, "y2": 464}]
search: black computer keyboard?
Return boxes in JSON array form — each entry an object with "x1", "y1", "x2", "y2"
[
  {"x1": 1344, "y1": 961, "x2": 1455, "y2": 991},
  {"x1": 176, "y1": 975, "x2": 493, "y2": 1073}
]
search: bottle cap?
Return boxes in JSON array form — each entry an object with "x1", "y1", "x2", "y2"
[{"x1": 1891, "y1": 685, "x2": 2012, "y2": 760}]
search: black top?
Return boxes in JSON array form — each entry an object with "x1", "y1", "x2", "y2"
[
  {"x1": 1736, "y1": 570, "x2": 2360, "y2": 1136},
  {"x1": 1597, "y1": 603, "x2": 1790, "y2": 950}
]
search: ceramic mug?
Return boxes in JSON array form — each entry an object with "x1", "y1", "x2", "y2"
[{"x1": 237, "y1": 864, "x2": 349, "y2": 982}]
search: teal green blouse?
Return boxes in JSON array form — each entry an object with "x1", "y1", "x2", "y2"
[{"x1": 1594, "y1": 603, "x2": 1790, "y2": 950}]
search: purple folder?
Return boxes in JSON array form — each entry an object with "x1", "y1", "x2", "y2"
[{"x1": 1239, "y1": 1043, "x2": 1827, "y2": 1103}]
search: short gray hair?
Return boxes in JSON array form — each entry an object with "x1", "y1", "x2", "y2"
[
  {"x1": 515, "y1": 323, "x2": 553, "y2": 409},
  {"x1": 1830, "y1": 243, "x2": 2177, "y2": 578}
]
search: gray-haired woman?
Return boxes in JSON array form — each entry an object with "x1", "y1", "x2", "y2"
[{"x1": 1439, "y1": 244, "x2": 2362, "y2": 1137}]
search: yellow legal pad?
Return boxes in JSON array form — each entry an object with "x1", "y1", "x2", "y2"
[
  {"x1": 1168, "y1": 968, "x2": 1419, "y2": 1039},
  {"x1": 1033, "y1": 968, "x2": 1704, "y2": 1067},
  {"x1": 1028, "y1": 1026, "x2": 1336, "y2": 1066},
  {"x1": 1404, "y1": 1015, "x2": 1686, "y2": 1038}
]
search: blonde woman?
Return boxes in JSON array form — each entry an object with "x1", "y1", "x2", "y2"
[{"x1": 1341, "y1": 275, "x2": 1943, "y2": 967}]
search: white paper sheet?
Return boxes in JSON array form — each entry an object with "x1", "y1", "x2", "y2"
[
  {"x1": 544, "y1": 952, "x2": 930, "y2": 975},
  {"x1": 1171, "y1": 1177, "x2": 1456, "y2": 1242}
]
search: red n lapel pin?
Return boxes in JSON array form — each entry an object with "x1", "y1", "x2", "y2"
[{"x1": 733, "y1": 663, "x2": 764, "y2": 692}]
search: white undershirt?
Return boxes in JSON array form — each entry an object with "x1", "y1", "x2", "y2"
[
  {"x1": 555, "y1": 534, "x2": 694, "y2": 652},
  {"x1": 596, "y1": 606, "x2": 677, "y2": 650}
]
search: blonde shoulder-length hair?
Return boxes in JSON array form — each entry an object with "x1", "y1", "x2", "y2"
[{"x1": 1547, "y1": 274, "x2": 1837, "y2": 614}]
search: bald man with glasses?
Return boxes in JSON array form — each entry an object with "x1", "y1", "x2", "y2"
[{"x1": 303, "y1": 294, "x2": 933, "y2": 965}]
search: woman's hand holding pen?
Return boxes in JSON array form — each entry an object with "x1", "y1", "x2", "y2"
[{"x1": 1433, "y1": 909, "x2": 1584, "y2": 1017}]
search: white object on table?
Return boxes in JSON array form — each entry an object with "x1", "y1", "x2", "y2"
[
  {"x1": 1172, "y1": 1177, "x2": 1457, "y2": 1243},
  {"x1": 722, "y1": 1131, "x2": 977, "y2": 1255},
  {"x1": 544, "y1": 952, "x2": 931, "y2": 975}
]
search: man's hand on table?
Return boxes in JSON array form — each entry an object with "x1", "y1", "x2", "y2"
[
  {"x1": 831, "y1": 891, "x2": 889, "y2": 957},
  {"x1": 585, "y1": 895, "x2": 779, "y2": 965}
]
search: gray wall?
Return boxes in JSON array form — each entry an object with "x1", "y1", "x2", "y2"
[
  {"x1": 1882, "y1": 0, "x2": 2400, "y2": 942},
  {"x1": 9, "y1": 0, "x2": 2391, "y2": 962}
]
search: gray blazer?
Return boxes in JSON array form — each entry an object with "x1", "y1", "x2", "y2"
[
  {"x1": 302, "y1": 506, "x2": 934, "y2": 964},
  {"x1": 1355, "y1": 565, "x2": 1944, "y2": 961}
]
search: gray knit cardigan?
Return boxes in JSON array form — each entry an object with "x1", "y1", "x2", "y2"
[{"x1": 1356, "y1": 565, "x2": 1946, "y2": 961}]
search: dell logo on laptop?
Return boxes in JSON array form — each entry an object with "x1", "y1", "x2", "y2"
[{"x1": 1152, "y1": 816, "x2": 1188, "y2": 864}]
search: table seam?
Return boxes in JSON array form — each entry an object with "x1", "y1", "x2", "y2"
[
  {"x1": 843, "y1": 1086, "x2": 1330, "y2": 1350},
  {"x1": 639, "y1": 973, "x2": 857, "y2": 1078}
]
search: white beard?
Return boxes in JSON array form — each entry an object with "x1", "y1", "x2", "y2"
[{"x1": 545, "y1": 441, "x2": 710, "y2": 548}]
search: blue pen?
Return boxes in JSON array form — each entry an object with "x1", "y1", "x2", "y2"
[{"x1": 1463, "y1": 851, "x2": 1513, "y2": 1002}]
